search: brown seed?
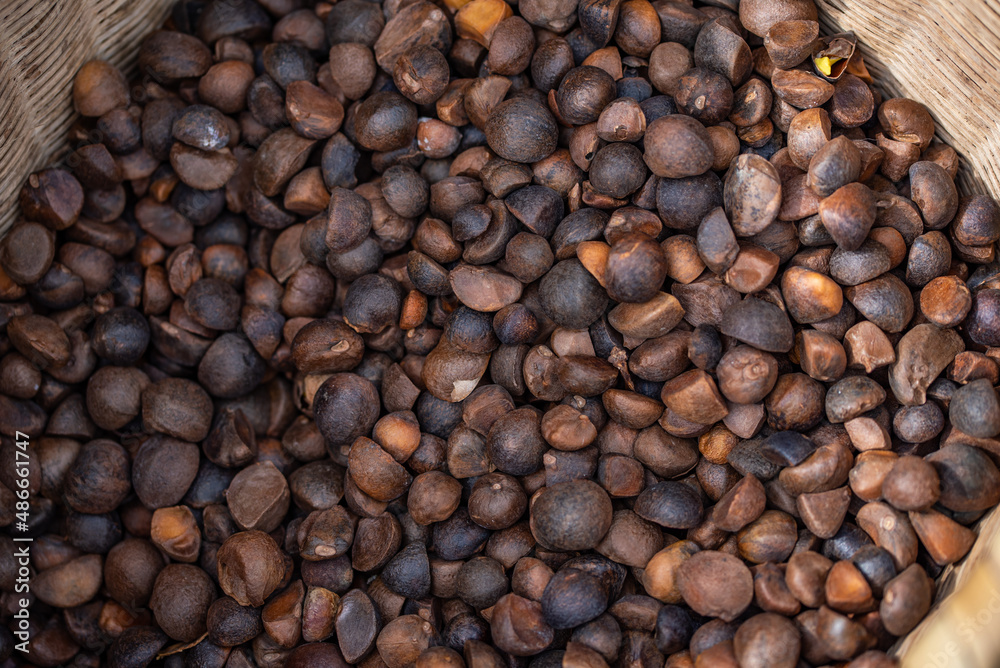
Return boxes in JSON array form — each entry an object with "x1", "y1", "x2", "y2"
[
  {"x1": 104, "y1": 538, "x2": 166, "y2": 610},
  {"x1": 557, "y1": 66, "x2": 618, "y2": 125},
  {"x1": 779, "y1": 174, "x2": 822, "y2": 221},
  {"x1": 771, "y1": 68, "x2": 834, "y2": 108},
  {"x1": 355, "y1": 91, "x2": 418, "y2": 152},
  {"x1": 676, "y1": 551, "x2": 753, "y2": 622},
  {"x1": 374, "y1": 1, "x2": 449, "y2": 69},
  {"x1": 779, "y1": 435, "x2": 852, "y2": 495},
  {"x1": 849, "y1": 450, "x2": 899, "y2": 502},
  {"x1": 0, "y1": 222, "x2": 55, "y2": 285},
  {"x1": 199, "y1": 60, "x2": 256, "y2": 113},
  {"x1": 19, "y1": 168, "x2": 84, "y2": 230},
  {"x1": 781, "y1": 266, "x2": 843, "y2": 323},
  {"x1": 844, "y1": 416, "x2": 891, "y2": 451},
  {"x1": 881, "y1": 456, "x2": 940, "y2": 512},
  {"x1": 733, "y1": 612, "x2": 801, "y2": 668},
  {"x1": 794, "y1": 329, "x2": 847, "y2": 382},
  {"x1": 724, "y1": 243, "x2": 779, "y2": 294},
  {"x1": 724, "y1": 154, "x2": 782, "y2": 236},
  {"x1": 642, "y1": 540, "x2": 700, "y2": 604},
  {"x1": 909, "y1": 161, "x2": 959, "y2": 230},
  {"x1": 170, "y1": 143, "x2": 238, "y2": 190},
  {"x1": 825, "y1": 376, "x2": 886, "y2": 424},
  {"x1": 952, "y1": 194, "x2": 1000, "y2": 246},
  {"x1": 349, "y1": 437, "x2": 413, "y2": 502},
  {"x1": 674, "y1": 67, "x2": 734, "y2": 125},
  {"x1": 856, "y1": 502, "x2": 918, "y2": 572},
  {"x1": 285, "y1": 81, "x2": 344, "y2": 139},
  {"x1": 786, "y1": 108, "x2": 832, "y2": 170},
  {"x1": 949, "y1": 377, "x2": 1000, "y2": 439},
  {"x1": 877, "y1": 132, "x2": 922, "y2": 182},
  {"x1": 227, "y1": 461, "x2": 291, "y2": 533},
  {"x1": 908, "y1": 509, "x2": 976, "y2": 566},
  {"x1": 824, "y1": 560, "x2": 873, "y2": 614},
  {"x1": 753, "y1": 562, "x2": 801, "y2": 617},
  {"x1": 491, "y1": 594, "x2": 554, "y2": 656},
  {"x1": 7, "y1": 314, "x2": 70, "y2": 370},
  {"x1": 739, "y1": 0, "x2": 818, "y2": 37},
  {"x1": 262, "y1": 580, "x2": 306, "y2": 648},
  {"x1": 530, "y1": 479, "x2": 613, "y2": 550},
  {"x1": 785, "y1": 551, "x2": 834, "y2": 609},
  {"x1": 879, "y1": 564, "x2": 933, "y2": 636},
  {"x1": 704, "y1": 125, "x2": 739, "y2": 172},
  {"x1": 301, "y1": 587, "x2": 339, "y2": 643},
  {"x1": 888, "y1": 323, "x2": 964, "y2": 405},
  {"x1": 797, "y1": 486, "x2": 851, "y2": 539},
  {"x1": 649, "y1": 42, "x2": 694, "y2": 96},
  {"x1": 64, "y1": 439, "x2": 131, "y2": 514},
  {"x1": 488, "y1": 17, "x2": 536, "y2": 75},
  {"x1": 843, "y1": 272, "x2": 914, "y2": 333},
  {"x1": 151, "y1": 506, "x2": 201, "y2": 563},
  {"x1": 694, "y1": 18, "x2": 752, "y2": 87},
  {"x1": 614, "y1": 0, "x2": 661, "y2": 57},
  {"x1": 807, "y1": 136, "x2": 861, "y2": 198},
  {"x1": 818, "y1": 183, "x2": 877, "y2": 251},
  {"x1": 764, "y1": 20, "x2": 819, "y2": 69},
  {"x1": 485, "y1": 96, "x2": 559, "y2": 164},
  {"x1": 828, "y1": 240, "x2": 892, "y2": 287},
  {"x1": 456, "y1": 0, "x2": 514, "y2": 47},
  {"x1": 829, "y1": 73, "x2": 876, "y2": 128},
  {"x1": 737, "y1": 510, "x2": 798, "y2": 564},
  {"x1": 217, "y1": 530, "x2": 286, "y2": 607},
  {"x1": 712, "y1": 474, "x2": 766, "y2": 532},
  {"x1": 73, "y1": 60, "x2": 129, "y2": 117},
  {"x1": 879, "y1": 98, "x2": 935, "y2": 150},
  {"x1": 409, "y1": 471, "x2": 463, "y2": 526},
  {"x1": 661, "y1": 370, "x2": 729, "y2": 425},
  {"x1": 149, "y1": 564, "x2": 215, "y2": 642},
  {"x1": 720, "y1": 298, "x2": 794, "y2": 353}
]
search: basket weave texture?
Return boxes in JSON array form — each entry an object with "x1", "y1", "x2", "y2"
[{"x1": 3, "y1": 0, "x2": 1000, "y2": 665}]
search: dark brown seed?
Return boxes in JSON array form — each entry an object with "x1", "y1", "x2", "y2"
[
  {"x1": 355, "y1": 91, "x2": 418, "y2": 152},
  {"x1": 530, "y1": 479, "x2": 613, "y2": 550},
  {"x1": 949, "y1": 378, "x2": 1000, "y2": 439},
  {"x1": 149, "y1": 564, "x2": 215, "y2": 642},
  {"x1": 634, "y1": 481, "x2": 704, "y2": 529},
  {"x1": 674, "y1": 67, "x2": 734, "y2": 125},
  {"x1": 644, "y1": 114, "x2": 714, "y2": 179},
  {"x1": 733, "y1": 612, "x2": 800, "y2": 668},
  {"x1": 492, "y1": 594, "x2": 555, "y2": 656},
  {"x1": 879, "y1": 564, "x2": 933, "y2": 636},
  {"x1": 720, "y1": 298, "x2": 794, "y2": 353},
  {"x1": 392, "y1": 45, "x2": 450, "y2": 106},
  {"x1": 485, "y1": 96, "x2": 559, "y2": 164},
  {"x1": 557, "y1": 66, "x2": 617, "y2": 125}
]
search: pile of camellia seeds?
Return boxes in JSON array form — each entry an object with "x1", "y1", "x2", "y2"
[{"x1": 2, "y1": 0, "x2": 1000, "y2": 666}]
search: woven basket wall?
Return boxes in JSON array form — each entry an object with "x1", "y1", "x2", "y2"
[{"x1": 3, "y1": 0, "x2": 1000, "y2": 666}]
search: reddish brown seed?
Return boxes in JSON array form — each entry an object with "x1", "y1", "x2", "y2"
[
  {"x1": 676, "y1": 551, "x2": 754, "y2": 622},
  {"x1": 73, "y1": 60, "x2": 129, "y2": 117}
]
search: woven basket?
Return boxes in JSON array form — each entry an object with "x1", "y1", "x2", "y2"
[{"x1": 3, "y1": 0, "x2": 1000, "y2": 666}]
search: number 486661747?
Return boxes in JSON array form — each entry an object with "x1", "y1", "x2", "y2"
[{"x1": 13, "y1": 431, "x2": 30, "y2": 529}]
